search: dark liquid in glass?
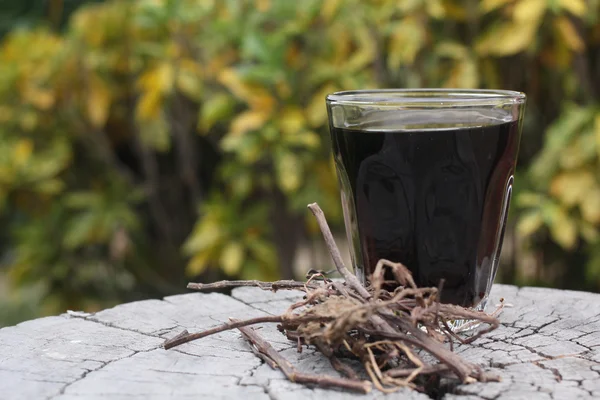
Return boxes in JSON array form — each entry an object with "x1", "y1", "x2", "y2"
[{"x1": 331, "y1": 120, "x2": 520, "y2": 306}]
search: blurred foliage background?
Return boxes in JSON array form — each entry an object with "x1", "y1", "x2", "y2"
[{"x1": 1, "y1": 0, "x2": 600, "y2": 327}]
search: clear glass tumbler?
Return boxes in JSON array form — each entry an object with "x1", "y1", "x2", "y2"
[{"x1": 327, "y1": 89, "x2": 526, "y2": 312}]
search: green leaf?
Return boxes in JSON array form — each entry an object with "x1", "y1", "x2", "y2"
[
  {"x1": 579, "y1": 220, "x2": 599, "y2": 243},
  {"x1": 199, "y1": 94, "x2": 235, "y2": 132},
  {"x1": 230, "y1": 172, "x2": 253, "y2": 198},
  {"x1": 138, "y1": 117, "x2": 171, "y2": 152},
  {"x1": 63, "y1": 213, "x2": 99, "y2": 250},
  {"x1": 559, "y1": 130, "x2": 596, "y2": 169},
  {"x1": 241, "y1": 32, "x2": 272, "y2": 63},
  {"x1": 34, "y1": 178, "x2": 64, "y2": 195},
  {"x1": 517, "y1": 210, "x2": 544, "y2": 237},
  {"x1": 543, "y1": 202, "x2": 578, "y2": 249},
  {"x1": 530, "y1": 105, "x2": 596, "y2": 185},
  {"x1": 516, "y1": 192, "x2": 546, "y2": 207},
  {"x1": 65, "y1": 192, "x2": 102, "y2": 209},
  {"x1": 246, "y1": 239, "x2": 277, "y2": 266}
]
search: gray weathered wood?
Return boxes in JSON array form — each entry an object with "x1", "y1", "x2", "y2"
[{"x1": 1, "y1": 284, "x2": 599, "y2": 399}]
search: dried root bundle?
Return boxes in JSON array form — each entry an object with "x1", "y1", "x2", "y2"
[{"x1": 164, "y1": 203, "x2": 502, "y2": 394}]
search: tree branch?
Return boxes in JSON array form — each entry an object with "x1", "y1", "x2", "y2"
[
  {"x1": 187, "y1": 280, "x2": 316, "y2": 292},
  {"x1": 236, "y1": 320, "x2": 372, "y2": 393},
  {"x1": 163, "y1": 315, "x2": 284, "y2": 349},
  {"x1": 307, "y1": 203, "x2": 371, "y2": 300}
]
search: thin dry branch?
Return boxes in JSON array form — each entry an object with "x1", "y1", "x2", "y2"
[
  {"x1": 163, "y1": 315, "x2": 284, "y2": 349},
  {"x1": 307, "y1": 203, "x2": 371, "y2": 300},
  {"x1": 236, "y1": 320, "x2": 372, "y2": 393},
  {"x1": 187, "y1": 280, "x2": 315, "y2": 292}
]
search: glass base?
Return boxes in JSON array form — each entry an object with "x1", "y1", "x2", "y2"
[{"x1": 443, "y1": 298, "x2": 488, "y2": 333}]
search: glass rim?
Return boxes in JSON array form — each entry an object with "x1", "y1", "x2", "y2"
[{"x1": 326, "y1": 89, "x2": 526, "y2": 107}]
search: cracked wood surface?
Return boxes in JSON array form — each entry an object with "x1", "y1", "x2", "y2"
[{"x1": 1, "y1": 284, "x2": 599, "y2": 399}]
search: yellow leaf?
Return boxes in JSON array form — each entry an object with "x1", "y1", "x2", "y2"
[
  {"x1": 426, "y1": 0, "x2": 446, "y2": 18},
  {"x1": 183, "y1": 220, "x2": 223, "y2": 254},
  {"x1": 513, "y1": 0, "x2": 547, "y2": 25},
  {"x1": 187, "y1": 252, "x2": 212, "y2": 276},
  {"x1": 442, "y1": 0, "x2": 467, "y2": 20},
  {"x1": 346, "y1": 26, "x2": 376, "y2": 72},
  {"x1": 477, "y1": 0, "x2": 547, "y2": 56},
  {"x1": 549, "y1": 207, "x2": 578, "y2": 249},
  {"x1": 137, "y1": 63, "x2": 174, "y2": 94},
  {"x1": 559, "y1": 0, "x2": 586, "y2": 16},
  {"x1": 176, "y1": 72, "x2": 203, "y2": 100},
  {"x1": 279, "y1": 107, "x2": 306, "y2": 135},
  {"x1": 13, "y1": 139, "x2": 34, "y2": 166},
  {"x1": 136, "y1": 63, "x2": 174, "y2": 121},
  {"x1": 480, "y1": 0, "x2": 514, "y2": 13},
  {"x1": 87, "y1": 76, "x2": 111, "y2": 128},
  {"x1": 23, "y1": 86, "x2": 55, "y2": 110},
  {"x1": 387, "y1": 17, "x2": 425, "y2": 69},
  {"x1": 220, "y1": 241, "x2": 244, "y2": 275},
  {"x1": 275, "y1": 152, "x2": 302, "y2": 193},
  {"x1": 229, "y1": 110, "x2": 270, "y2": 137},
  {"x1": 554, "y1": 17, "x2": 585, "y2": 52},
  {"x1": 176, "y1": 59, "x2": 203, "y2": 100},
  {"x1": 331, "y1": 27, "x2": 352, "y2": 66},
  {"x1": 322, "y1": 0, "x2": 343, "y2": 21},
  {"x1": 136, "y1": 90, "x2": 162, "y2": 121},
  {"x1": 306, "y1": 84, "x2": 337, "y2": 128},
  {"x1": 550, "y1": 170, "x2": 595, "y2": 207},
  {"x1": 444, "y1": 58, "x2": 478, "y2": 88},
  {"x1": 255, "y1": 0, "x2": 270, "y2": 12},
  {"x1": 517, "y1": 211, "x2": 544, "y2": 237},
  {"x1": 156, "y1": 62, "x2": 174, "y2": 92},
  {"x1": 476, "y1": 22, "x2": 537, "y2": 56},
  {"x1": 217, "y1": 68, "x2": 275, "y2": 111},
  {"x1": 284, "y1": 131, "x2": 321, "y2": 149},
  {"x1": 436, "y1": 41, "x2": 468, "y2": 59},
  {"x1": 581, "y1": 188, "x2": 600, "y2": 224}
]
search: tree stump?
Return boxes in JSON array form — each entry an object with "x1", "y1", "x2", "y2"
[{"x1": 1, "y1": 284, "x2": 599, "y2": 399}]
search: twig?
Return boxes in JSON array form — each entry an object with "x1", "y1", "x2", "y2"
[
  {"x1": 386, "y1": 363, "x2": 449, "y2": 378},
  {"x1": 235, "y1": 320, "x2": 372, "y2": 393},
  {"x1": 187, "y1": 280, "x2": 315, "y2": 292},
  {"x1": 307, "y1": 203, "x2": 371, "y2": 300},
  {"x1": 314, "y1": 341, "x2": 360, "y2": 380},
  {"x1": 163, "y1": 315, "x2": 284, "y2": 349}
]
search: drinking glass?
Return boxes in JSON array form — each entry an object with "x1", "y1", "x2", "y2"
[{"x1": 326, "y1": 89, "x2": 526, "y2": 314}]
